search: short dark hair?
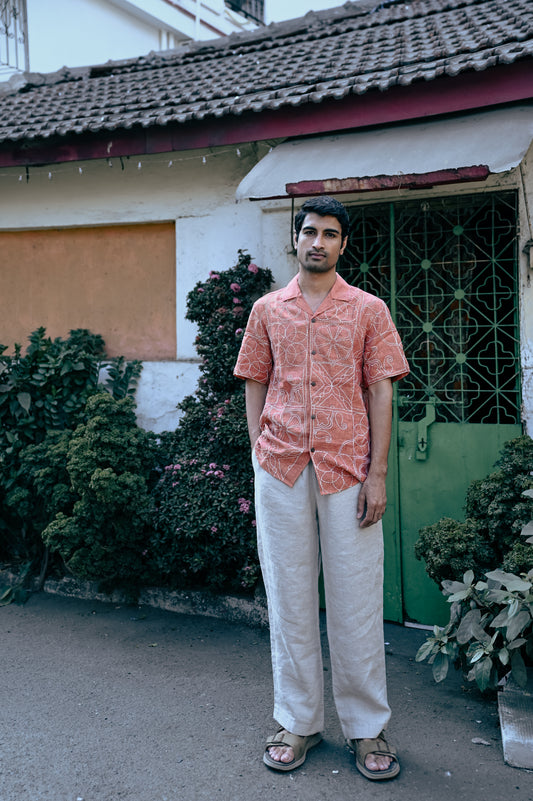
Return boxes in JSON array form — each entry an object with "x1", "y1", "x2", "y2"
[{"x1": 294, "y1": 196, "x2": 351, "y2": 241}]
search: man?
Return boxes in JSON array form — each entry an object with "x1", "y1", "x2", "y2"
[{"x1": 234, "y1": 196, "x2": 409, "y2": 781}]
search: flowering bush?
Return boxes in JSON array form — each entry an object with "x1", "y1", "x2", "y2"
[{"x1": 150, "y1": 251, "x2": 273, "y2": 592}]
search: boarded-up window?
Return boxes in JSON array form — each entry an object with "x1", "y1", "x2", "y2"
[{"x1": 0, "y1": 222, "x2": 176, "y2": 360}]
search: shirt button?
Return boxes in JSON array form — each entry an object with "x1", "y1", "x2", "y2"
[
  {"x1": 311, "y1": 381, "x2": 316, "y2": 386},
  {"x1": 310, "y1": 447, "x2": 315, "y2": 453},
  {"x1": 311, "y1": 318, "x2": 316, "y2": 323},
  {"x1": 311, "y1": 350, "x2": 317, "y2": 355},
  {"x1": 311, "y1": 414, "x2": 316, "y2": 420}
]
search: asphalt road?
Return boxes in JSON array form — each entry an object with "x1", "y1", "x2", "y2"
[{"x1": 1, "y1": 592, "x2": 531, "y2": 801}]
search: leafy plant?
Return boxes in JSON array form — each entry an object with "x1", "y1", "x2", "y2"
[
  {"x1": 42, "y1": 393, "x2": 158, "y2": 592},
  {"x1": 416, "y1": 566, "x2": 533, "y2": 692},
  {"x1": 0, "y1": 327, "x2": 142, "y2": 575},
  {"x1": 417, "y1": 486, "x2": 533, "y2": 692}
]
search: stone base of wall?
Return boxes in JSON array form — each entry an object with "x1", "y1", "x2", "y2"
[{"x1": 0, "y1": 568, "x2": 269, "y2": 628}]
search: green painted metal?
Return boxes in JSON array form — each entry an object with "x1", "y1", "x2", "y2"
[{"x1": 340, "y1": 192, "x2": 522, "y2": 624}]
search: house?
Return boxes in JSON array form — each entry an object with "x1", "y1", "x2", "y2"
[
  {"x1": 0, "y1": 0, "x2": 532, "y2": 624},
  {"x1": 0, "y1": 0, "x2": 260, "y2": 78}
]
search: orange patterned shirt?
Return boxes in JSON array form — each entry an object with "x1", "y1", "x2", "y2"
[{"x1": 234, "y1": 274, "x2": 409, "y2": 495}]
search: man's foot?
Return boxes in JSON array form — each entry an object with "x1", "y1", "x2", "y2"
[
  {"x1": 347, "y1": 732, "x2": 400, "y2": 781},
  {"x1": 263, "y1": 728, "x2": 322, "y2": 772}
]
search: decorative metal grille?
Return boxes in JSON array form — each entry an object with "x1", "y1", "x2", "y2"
[
  {"x1": 0, "y1": 0, "x2": 27, "y2": 74},
  {"x1": 340, "y1": 192, "x2": 520, "y2": 424}
]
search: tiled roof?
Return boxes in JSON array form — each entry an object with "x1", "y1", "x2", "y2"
[{"x1": 0, "y1": 0, "x2": 531, "y2": 145}]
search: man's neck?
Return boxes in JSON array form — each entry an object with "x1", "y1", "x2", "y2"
[{"x1": 297, "y1": 267, "x2": 337, "y2": 313}]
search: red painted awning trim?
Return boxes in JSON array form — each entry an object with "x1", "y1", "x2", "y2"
[
  {"x1": 0, "y1": 61, "x2": 531, "y2": 168},
  {"x1": 285, "y1": 166, "x2": 491, "y2": 198}
]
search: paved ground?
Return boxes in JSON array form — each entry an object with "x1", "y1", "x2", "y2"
[{"x1": 1, "y1": 592, "x2": 531, "y2": 801}]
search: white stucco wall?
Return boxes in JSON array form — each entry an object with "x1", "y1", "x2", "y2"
[
  {"x1": 24, "y1": 0, "x2": 256, "y2": 74},
  {"x1": 518, "y1": 141, "x2": 533, "y2": 436}
]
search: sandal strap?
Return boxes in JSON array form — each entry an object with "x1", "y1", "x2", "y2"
[
  {"x1": 349, "y1": 732, "x2": 398, "y2": 761},
  {"x1": 265, "y1": 728, "x2": 308, "y2": 750}
]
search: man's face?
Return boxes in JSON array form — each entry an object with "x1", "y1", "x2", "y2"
[{"x1": 294, "y1": 213, "x2": 347, "y2": 274}]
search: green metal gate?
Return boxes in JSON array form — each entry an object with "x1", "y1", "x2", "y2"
[{"x1": 340, "y1": 192, "x2": 522, "y2": 624}]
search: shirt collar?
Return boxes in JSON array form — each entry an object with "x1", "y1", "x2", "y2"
[{"x1": 280, "y1": 272, "x2": 354, "y2": 303}]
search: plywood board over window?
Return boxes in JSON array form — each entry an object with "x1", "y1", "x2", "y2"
[{"x1": 0, "y1": 222, "x2": 176, "y2": 360}]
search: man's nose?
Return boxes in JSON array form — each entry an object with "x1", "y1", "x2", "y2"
[{"x1": 312, "y1": 233, "x2": 325, "y2": 248}]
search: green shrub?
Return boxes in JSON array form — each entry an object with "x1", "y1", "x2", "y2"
[
  {"x1": 150, "y1": 251, "x2": 273, "y2": 593},
  {"x1": 415, "y1": 435, "x2": 533, "y2": 586},
  {"x1": 416, "y1": 439, "x2": 533, "y2": 693},
  {"x1": 415, "y1": 517, "x2": 497, "y2": 584},
  {"x1": 0, "y1": 327, "x2": 141, "y2": 566},
  {"x1": 42, "y1": 393, "x2": 157, "y2": 590}
]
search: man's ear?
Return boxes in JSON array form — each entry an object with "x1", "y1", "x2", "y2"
[
  {"x1": 340, "y1": 236, "x2": 348, "y2": 255},
  {"x1": 293, "y1": 231, "x2": 298, "y2": 249}
]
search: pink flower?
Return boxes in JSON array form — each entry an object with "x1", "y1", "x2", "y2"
[
  {"x1": 230, "y1": 282, "x2": 241, "y2": 292},
  {"x1": 238, "y1": 497, "x2": 251, "y2": 513},
  {"x1": 248, "y1": 263, "x2": 259, "y2": 274},
  {"x1": 197, "y1": 287, "x2": 204, "y2": 293},
  {"x1": 233, "y1": 297, "x2": 240, "y2": 304},
  {"x1": 222, "y1": 464, "x2": 230, "y2": 471},
  {"x1": 211, "y1": 526, "x2": 218, "y2": 533},
  {"x1": 235, "y1": 328, "x2": 243, "y2": 335},
  {"x1": 209, "y1": 463, "x2": 217, "y2": 469},
  {"x1": 209, "y1": 271, "x2": 220, "y2": 280}
]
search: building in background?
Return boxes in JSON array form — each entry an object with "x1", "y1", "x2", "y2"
[
  {"x1": 0, "y1": 0, "x2": 260, "y2": 77},
  {"x1": 0, "y1": 0, "x2": 368, "y2": 78}
]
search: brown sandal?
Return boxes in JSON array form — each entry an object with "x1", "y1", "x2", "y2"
[
  {"x1": 263, "y1": 727, "x2": 322, "y2": 771},
  {"x1": 347, "y1": 731, "x2": 400, "y2": 781}
]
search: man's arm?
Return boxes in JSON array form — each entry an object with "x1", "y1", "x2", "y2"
[
  {"x1": 357, "y1": 377, "x2": 393, "y2": 528},
  {"x1": 245, "y1": 378, "x2": 268, "y2": 448}
]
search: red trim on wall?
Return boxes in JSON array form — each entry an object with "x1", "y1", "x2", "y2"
[
  {"x1": 284, "y1": 166, "x2": 491, "y2": 198},
  {"x1": 0, "y1": 62, "x2": 531, "y2": 167}
]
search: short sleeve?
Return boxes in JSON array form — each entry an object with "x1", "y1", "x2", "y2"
[
  {"x1": 362, "y1": 299, "x2": 409, "y2": 387},
  {"x1": 234, "y1": 299, "x2": 273, "y2": 384}
]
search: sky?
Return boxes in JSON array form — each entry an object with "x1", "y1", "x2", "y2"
[{"x1": 265, "y1": 0, "x2": 357, "y2": 24}]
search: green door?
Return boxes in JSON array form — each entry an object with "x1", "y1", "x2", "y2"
[{"x1": 340, "y1": 192, "x2": 522, "y2": 625}]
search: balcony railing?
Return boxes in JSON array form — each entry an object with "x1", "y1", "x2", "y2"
[
  {"x1": 0, "y1": 0, "x2": 28, "y2": 75},
  {"x1": 225, "y1": 0, "x2": 264, "y2": 24}
]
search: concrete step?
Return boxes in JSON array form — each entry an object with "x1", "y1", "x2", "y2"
[{"x1": 498, "y1": 669, "x2": 533, "y2": 769}]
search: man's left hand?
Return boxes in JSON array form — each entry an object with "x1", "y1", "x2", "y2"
[{"x1": 357, "y1": 474, "x2": 387, "y2": 528}]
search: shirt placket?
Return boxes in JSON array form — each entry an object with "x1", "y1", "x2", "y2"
[{"x1": 309, "y1": 313, "x2": 319, "y2": 459}]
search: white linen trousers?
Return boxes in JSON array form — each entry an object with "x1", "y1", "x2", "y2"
[{"x1": 253, "y1": 450, "x2": 391, "y2": 740}]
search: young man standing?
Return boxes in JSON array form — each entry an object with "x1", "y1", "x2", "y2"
[{"x1": 234, "y1": 196, "x2": 409, "y2": 781}]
